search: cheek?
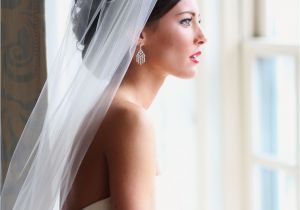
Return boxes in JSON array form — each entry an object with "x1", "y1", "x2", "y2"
[{"x1": 147, "y1": 30, "x2": 192, "y2": 68}]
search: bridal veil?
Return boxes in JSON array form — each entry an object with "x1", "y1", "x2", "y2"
[{"x1": 1, "y1": 0, "x2": 157, "y2": 209}]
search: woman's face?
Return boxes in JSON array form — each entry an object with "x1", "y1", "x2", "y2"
[{"x1": 143, "y1": 0, "x2": 207, "y2": 79}]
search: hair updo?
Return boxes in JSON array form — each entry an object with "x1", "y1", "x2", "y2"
[{"x1": 72, "y1": 0, "x2": 180, "y2": 57}]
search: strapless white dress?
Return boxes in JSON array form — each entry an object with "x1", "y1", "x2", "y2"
[
  {"x1": 81, "y1": 173, "x2": 182, "y2": 210},
  {"x1": 82, "y1": 197, "x2": 111, "y2": 210}
]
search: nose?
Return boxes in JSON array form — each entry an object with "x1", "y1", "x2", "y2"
[{"x1": 194, "y1": 27, "x2": 207, "y2": 45}]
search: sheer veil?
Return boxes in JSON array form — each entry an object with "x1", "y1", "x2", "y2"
[{"x1": 1, "y1": 0, "x2": 157, "y2": 209}]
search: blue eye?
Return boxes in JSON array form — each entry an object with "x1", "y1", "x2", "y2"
[{"x1": 180, "y1": 18, "x2": 192, "y2": 27}]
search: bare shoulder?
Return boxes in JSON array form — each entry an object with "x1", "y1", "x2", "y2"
[
  {"x1": 103, "y1": 100, "x2": 154, "y2": 144},
  {"x1": 103, "y1": 100, "x2": 156, "y2": 163},
  {"x1": 102, "y1": 101, "x2": 156, "y2": 210}
]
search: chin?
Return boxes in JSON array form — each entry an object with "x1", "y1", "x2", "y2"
[
  {"x1": 183, "y1": 72, "x2": 197, "y2": 79},
  {"x1": 175, "y1": 68, "x2": 197, "y2": 79}
]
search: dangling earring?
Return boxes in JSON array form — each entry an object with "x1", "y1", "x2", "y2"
[{"x1": 136, "y1": 44, "x2": 146, "y2": 65}]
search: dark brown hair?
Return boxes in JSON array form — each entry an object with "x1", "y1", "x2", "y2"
[{"x1": 72, "y1": 0, "x2": 180, "y2": 57}]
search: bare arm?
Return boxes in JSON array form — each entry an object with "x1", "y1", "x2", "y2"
[{"x1": 105, "y1": 106, "x2": 156, "y2": 210}]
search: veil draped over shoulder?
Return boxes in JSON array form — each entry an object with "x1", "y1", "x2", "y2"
[{"x1": 1, "y1": 0, "x2": 157, "y2": 209}]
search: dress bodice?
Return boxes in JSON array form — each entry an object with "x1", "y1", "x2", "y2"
[
  {"x1": 81, "y1": 173, "x2": 182, "y2": 210},
  {"x1": 82, "y1": 197, "x2": 111, "y2": 210}
]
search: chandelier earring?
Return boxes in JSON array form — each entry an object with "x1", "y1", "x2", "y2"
[{"x1": 136, "y1": 44, "x2": 146, "y2": 65}]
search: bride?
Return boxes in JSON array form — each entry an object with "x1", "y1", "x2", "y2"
[{"x1": 1, "y1": 0, "x2": 206, "y2": 210}]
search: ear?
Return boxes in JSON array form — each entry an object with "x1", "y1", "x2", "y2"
[{"x1": 137, "y1": 30, "x2": 147, "y2": 46}]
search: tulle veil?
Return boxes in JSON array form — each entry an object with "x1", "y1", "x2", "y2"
[{"x1": 0, "y1": 0, "x2": 157, "y2": 209}]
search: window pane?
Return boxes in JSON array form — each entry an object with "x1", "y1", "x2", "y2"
[
  {"x1": 265, "y1": 0, "x2": 300, "y2": 44},
  {"x1": 253, "y1": 166, "x2": 297, "y2": 210},
  {"x1": 252, "y1": 56, "x2": 297, "y2": 164}
]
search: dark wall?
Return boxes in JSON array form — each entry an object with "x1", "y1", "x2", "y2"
[{"x1": 1, "y1": 0, "x2": 47, "y2": 185}]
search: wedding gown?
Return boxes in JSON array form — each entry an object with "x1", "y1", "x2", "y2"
[
  {"x1": 82, "y1": 197, "x2": 111, "y2": 210},
  {"x1": 81, "y1": 173, "x2": 182, "y2": 210}
]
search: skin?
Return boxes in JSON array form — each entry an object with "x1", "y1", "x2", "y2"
[{"x1": 63, "y1": 0, "x2": 206, "y2": 209}]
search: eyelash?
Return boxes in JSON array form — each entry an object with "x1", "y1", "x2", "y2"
[{"x1": 180, "y1": 18, "x2": 202, "y2": 27}]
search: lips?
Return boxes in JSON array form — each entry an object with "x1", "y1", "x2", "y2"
[{"x1": 189, "y1": 51, "x2": 202, "y2": 64}]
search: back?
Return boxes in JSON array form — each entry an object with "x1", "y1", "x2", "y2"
[{"x1": 62, "y1": 99, "x2": 157, "y2": 210}]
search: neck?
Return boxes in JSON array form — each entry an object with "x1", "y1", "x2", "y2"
[{"x1": 117, "y1": 62, "x2": 166, "y2": 109}]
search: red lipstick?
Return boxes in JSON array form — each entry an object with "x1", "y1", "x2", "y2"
[{"x1": 189, "y1": 51, "x2": 202, "y2": 64}]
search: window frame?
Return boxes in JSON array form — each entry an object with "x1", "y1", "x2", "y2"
[{"x1": 241, "y1": 0, "x2": 300, "y2": 209}]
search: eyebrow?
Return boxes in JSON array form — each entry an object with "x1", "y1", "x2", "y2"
[{"x1": 176, "y1": 11, "x2": 201, "y2": 17}]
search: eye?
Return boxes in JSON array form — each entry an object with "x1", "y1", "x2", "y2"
[{"x1": 180, "y1": 18, "x2": 192, "y2": 27}]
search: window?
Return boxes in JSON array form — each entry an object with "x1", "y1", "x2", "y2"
[{"x1": 242, "y1": 0, "x2": 300, "y2": 209}]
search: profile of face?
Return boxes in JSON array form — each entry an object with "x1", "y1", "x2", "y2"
[{"x1": 140, "y1": 0, "x2": 207, "y2": 79}]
